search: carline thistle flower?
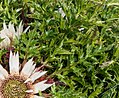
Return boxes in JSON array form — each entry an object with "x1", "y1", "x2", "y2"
[
  {"x1": 0, "y1": 21, "x2": 30, "y2": 49},
  {"x1": 0, "y1": 51, "x2": 53, "y2": 98}
]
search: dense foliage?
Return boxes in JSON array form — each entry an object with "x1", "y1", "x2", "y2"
[{"x1": 0, "y1": 0, "x2": 119, "y2": 97}]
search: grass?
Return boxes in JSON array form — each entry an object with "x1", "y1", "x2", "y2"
[{"x1": 1, "y1": 0, "x2": 119, "y2": 97}]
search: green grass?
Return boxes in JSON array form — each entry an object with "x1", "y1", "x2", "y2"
[{"x1": 1, "y1": 0, "x2": 119, "y2": 97}]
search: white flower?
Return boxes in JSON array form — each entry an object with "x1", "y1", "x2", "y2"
[
  {"x1": 0, "y1": 21, "x2": 30, "y2": 48},
  {"x1": 3, "y1": 21, "x2": 30, "y2": 39},
  {"x1": 0, "y1": 51, "x2": 53, "y2": 98}
]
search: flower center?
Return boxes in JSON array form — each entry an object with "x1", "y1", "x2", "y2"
[
  {"x1": 3, "y1": 80, "x2": 27, "y2": 98},
  {"x1": 0, "y1": 75, "x2": 33, "y2": 98}
]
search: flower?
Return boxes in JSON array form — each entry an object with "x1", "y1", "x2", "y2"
[
  {"x1": 0, "y1": 51, "x2": 53, "y2": 98},
  {"x1": 0, "y1": 21, "x2": 30, "y2": 48}
]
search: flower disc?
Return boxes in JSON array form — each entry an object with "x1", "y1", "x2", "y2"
[{"x1": 1, "y1": 75, "x2": 32, "y2": 98}]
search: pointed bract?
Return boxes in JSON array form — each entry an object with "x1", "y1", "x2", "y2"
[
  {"x1": 8, "y1": 22, "x2": 15, "y2": 38},
  {"x1": 33, "y1": 80, "x2": 53, "y2": 93},
  {"x1": 16, "y1": 21, "x2": 23, "y2": 38},
  {"x1": 23, "y1": 26, "x2": 30, "y2": 33},
  {"x1": 0, "y1": 32, "x2": 11, "y2": 49},
  {"x1": 30, "y1": 71, "x2": 47, "y2": 82},
  {"x1": 0, "y1": 64, "x2": 8, "y2": 78},
  {"x1": 21, "y1": 58, "x2": 35, "y2": 77},
  {"x1": 9, "y1": 51, "x2": 19, "y2": 75},
  {"x1": 3, "y1": 22, "x2": 7, "y2": 29}
]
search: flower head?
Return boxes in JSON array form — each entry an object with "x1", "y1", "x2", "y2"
[
  {"x1": 0, "y1": 51, "x2": 53, "y2": 98},
  {"x1": 0, "y1": 21, "x2": 30, "y2": 49}
]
